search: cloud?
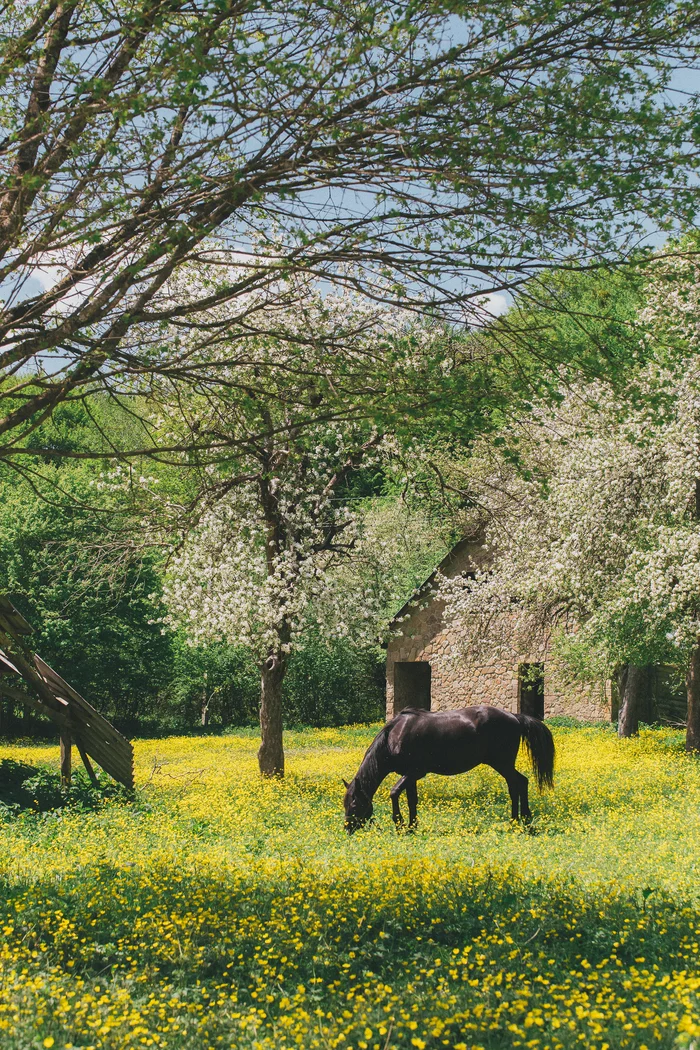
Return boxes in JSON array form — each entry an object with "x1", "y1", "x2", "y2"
[
  {"x1": 480, "y1": 292, "x2": 509, "y2": 317},
  {"x1": 31, "y1": 263, "x2": 64, "y2": 291}
]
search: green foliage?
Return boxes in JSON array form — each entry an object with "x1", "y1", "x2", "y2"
[
  {"x1": 0, "y1": 467, "x2": 173, "y2": 726},
  {"x1": 283, "y1": 638, "x2": 385, "y2": 727},
  {"x1": 465, "y1": 265, "x2": 649, "y2": 449},
  {"x1": 157, "y1": 639, "x2": 260, "y2": 731},
  {"x1": 0, "y1": 394, "x2": 389, "y2": 732},
  {"x1": 157, "y1": 636, "x2": 385, "y2": 732},
  {"x1": 0, "y1": 397, "x2": 174, "y2": 727},
  {"x1": 0, "y1": 759, "x2": 130, "y2": 816},
  {"x1": 0, "y1": 267, "x2": 668, "y2": 737},
  {"x1": 3, "y1": 0, "x2": 699, "y2": 461}
]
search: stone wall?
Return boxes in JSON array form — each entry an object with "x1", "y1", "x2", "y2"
[{"x1": 386, "y1": 538, "x2": 610, "y2": 722}]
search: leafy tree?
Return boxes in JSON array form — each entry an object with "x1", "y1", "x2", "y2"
[
  {"x1": 1, "y1": 0, "x2": 699, "y2": 462},
  {"x1": 282, "y1": 638, "x2": 385, "y2": 727},
  {"x1": 0, "y1": 400, "x2": 173, "y2": 725},
  {"x1": 162, "y1": 634, "x2": 386, "y2": 730},
  {"x1": 439, "y1": 251, "x2": 700, "y2": 751},
  {"x1": 164, "y1": 638, "x2": 260, "y2": 730},
  {"x1": 159, "y1": 288, "x2": 466, "y2": 773},
  {"x1": 0, "y1": 368, "x2": 449, "y2": 740}
]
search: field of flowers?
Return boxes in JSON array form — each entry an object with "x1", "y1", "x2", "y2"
[{"x1": 0, "y1": 722, "x2": 698, "y2": 1050}]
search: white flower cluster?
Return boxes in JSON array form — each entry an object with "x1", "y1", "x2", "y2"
[
  {"x1": 163, "y1": 427, "x2": 364, "y2": 656},
  {"x1": 161, "y1": 437, "x2": 447, "y2": 660},
  {"x1": 154, "y1": 265, "x2": 450, "y2": 664},
  {"x1": 440, "y1": 257, "x2": 700, "y2": 675}
]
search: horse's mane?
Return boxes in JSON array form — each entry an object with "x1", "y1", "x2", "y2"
[{"x1": 356, "y1": 725, "x2": 389, "y2": 794}]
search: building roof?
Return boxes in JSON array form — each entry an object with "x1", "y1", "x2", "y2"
[{"x1": 388, "y1": 534, "x2": 486, "y2": 628}]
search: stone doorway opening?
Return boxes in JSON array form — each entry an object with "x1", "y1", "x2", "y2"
[
  {"x1": 393, "y1": 661, "x2": 431, "y2": 714},
  {"x1": 518, "y1": 662, "x2": 545, "y2": 719}
]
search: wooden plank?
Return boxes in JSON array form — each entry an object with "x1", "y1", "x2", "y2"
[
  {"x1": 70, "y1": 721, "x2": 134, "y2": 788},
  {"x1": 34, "y1": 657, "x2": 129, "y2": 748},
  {"x1": 0, "y1": 597, "x2": 32, "y2": 636},
  {"x1": 50, "y1": 711, "x2": 133, "y2": 787},
  {"x1": 69, "y1": 711, "x2": 133, "y2": 770},
  {"x1": 60, "y1": 732, "x2": 71, "y2": 787},
  {"x1": 33, "y1": 657, "x2": 134, "y2": 787},
  {"x1": 0, "y1": 649, "x2": 19, "y2": 675},
  {"x1": 0, "y1": 684, "x2": 68, "y2": 727},
  {"x1": 69, "y1": 716, "x2": 130, "y2": 766},
  {"x1": 75, "y1": 740, "x2": 99, "y2": 787},
  {"x1": 70, "y1": 702, "x2": 128, "y2": 752},
  {"x1": 0, "y1": 633, "x2": 65, "y2": 717},
  {"x1": 0, "y1": 619, "x2": 134, "y2": 789},
  {"x1": 73, "y1": 724, "x2": 130, "y2": 775}
]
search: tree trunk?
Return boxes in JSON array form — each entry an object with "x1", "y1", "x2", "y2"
[
  {"x1": 258, "y1": 651, "x2": 287, "y2": 777},
  {"x1": 617, "y1": 664, "x2": 648, "y2": 738},
  {"x1": 686, "y1": 643, "x2": 700, "y2": 752}
]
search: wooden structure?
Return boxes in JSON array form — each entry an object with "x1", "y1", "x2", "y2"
[{"x1": 0, "y1": 595, "x2": 134, "y2": 788}]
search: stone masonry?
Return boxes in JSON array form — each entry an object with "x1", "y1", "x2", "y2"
[{"x1": 386, "y1": 537, "x2": 611, "y2": 722}]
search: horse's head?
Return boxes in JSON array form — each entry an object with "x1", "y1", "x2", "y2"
[{"x1": 343, "y1": 777, "x2": 373, "y2": 834}]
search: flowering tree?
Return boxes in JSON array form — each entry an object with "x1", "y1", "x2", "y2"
[
  {"x1": 160, "y1": 290, "x2": 456, "y2": 774},
  {"x1": 439, "y1": 251, "x2": 700, "y2": 750}
]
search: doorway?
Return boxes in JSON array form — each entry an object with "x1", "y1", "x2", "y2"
[
  {"x1": 393, "y1": 662, "x2": 431, "y2": 713},
  {"x1": 518, "y1": 662, "x2": 545, "y2": 719}
]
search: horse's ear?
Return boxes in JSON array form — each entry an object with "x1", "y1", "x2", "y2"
[{"x1": 342, "y1": 778, "x2": 350, "y2": 789}]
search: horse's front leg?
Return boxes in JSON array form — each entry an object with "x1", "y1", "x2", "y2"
[
  {"x1": 405, "y1": 778, "x2": 418, "y2": 828},
  {"x1": 390, "y1": 776, "x2": 409, "y2": 827}
]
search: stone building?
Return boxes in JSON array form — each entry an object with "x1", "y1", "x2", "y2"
[{"x1": 386, "y1": 535, "x2": 612, "y2": 722}]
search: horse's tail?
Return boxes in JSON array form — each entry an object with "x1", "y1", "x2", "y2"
[{"x1": 516, "y1": 714, "x2": 555, "y2": 791}]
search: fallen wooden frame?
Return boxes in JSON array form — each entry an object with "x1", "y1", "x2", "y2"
[{"x1": 0, "y1": 595, "x2": 134, "y2": 789}]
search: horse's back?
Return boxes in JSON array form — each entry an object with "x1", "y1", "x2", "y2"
[
  {"x1": 385, "y1": 705, "x2": 521, "y2": 775},
  {"x1": 389, "y1": 704, "x2": 518, "y2": 733}
]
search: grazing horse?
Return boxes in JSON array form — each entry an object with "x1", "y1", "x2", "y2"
[{"x1": 343, "y1": 705, "x2": 555, "y2": 833}]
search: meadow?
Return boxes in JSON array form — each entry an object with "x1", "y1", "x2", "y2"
[{"x1": 0, "y1": 723, "x2": 698, "y2": 1050}]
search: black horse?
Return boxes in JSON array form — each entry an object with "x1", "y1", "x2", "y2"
[{"x1": 343, "y1": 705, "x2": 555, "y2": 832}]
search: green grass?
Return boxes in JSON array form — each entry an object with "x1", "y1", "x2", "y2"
[{"x1": 0, "y1": 724, "x2": 697, "y2": 1050}]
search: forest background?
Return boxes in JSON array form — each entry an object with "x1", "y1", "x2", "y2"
[
  {"x1": 0, "y1": 258, "x2": 667, "y2": 739},
  {"x1": 3, "y1": 0, "x2": 700, "y2": 757}
]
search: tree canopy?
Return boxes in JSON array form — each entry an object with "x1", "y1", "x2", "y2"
[
  {"x1": 2, "y1": 0, "x2": 700, "y2": 461},
  {"x1": 436, "y1": 248, "x2": 700, "y2": 749}
]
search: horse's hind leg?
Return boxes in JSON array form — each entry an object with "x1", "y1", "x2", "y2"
[
  {"x1": 518, "y1": 772, "x2": 532, "y2": 822},
  {"x1": 492, "y1": 758, "x2": 530, "y2": 822},
  {"x1": 505, "y1": 773, "x2": 520, "y2": 821},
  {"x1": 390, "y1": 776, "x2": 409, "y2": 826},
  {"x1": 406, "y1": 778, "x2": 418, "y2": 828},
  {"x1": 505, "y1": 770, "x2": 531, "y2": 822},
  {"x1": 493, "y1": 764, "x2": 526, "y2": 820}
]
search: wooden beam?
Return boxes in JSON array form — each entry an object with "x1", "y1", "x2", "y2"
[
  {"x1": 0, "y1": 598, "x2": 33, "y2": 637},
  {"x1": 34, "y1": 655, "x2": 134, "y2": 788},
  {"x1": 0, "y1": 597, "x2": 134, "y2": 790},
  {"x1": 60, "y1": 732, "x2": 71, "y2": 787},
  {"x1": 75, "y1": 739, "x2": 99, "y2": 787},
  {"x1": 0, "y1": 628, "x2": 64, "y2": 716},
  {"x1": 0, "y1": 684, "x2": 68, "y2": 727},
  {"x1": 35, "y1": 657, "x2": 129, "y2": 746}
]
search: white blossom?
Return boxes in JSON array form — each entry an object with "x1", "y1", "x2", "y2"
[{"x1": 440, "y1": 254, "x2": 700, "y2": 678}]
